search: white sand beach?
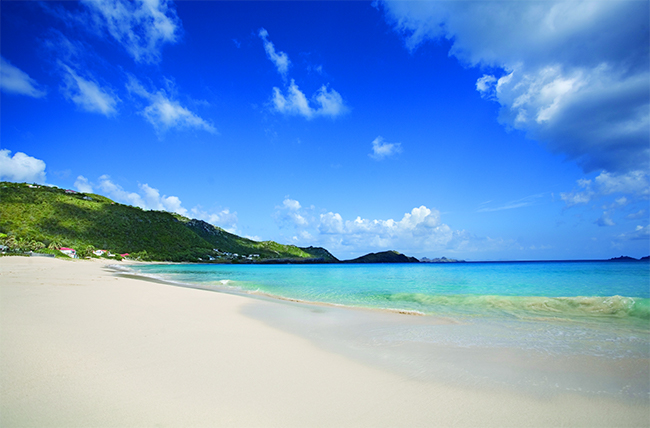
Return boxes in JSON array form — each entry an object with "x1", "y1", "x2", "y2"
[{"x1": 1, "y1": 256, "x2": 648, "y2": 427}]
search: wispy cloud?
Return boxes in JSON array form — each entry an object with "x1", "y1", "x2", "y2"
[
  {"x1": 370, "y1": 136, "x2": 402, "y2": 160},
  {"x1": 478, "y1": 193, "x2": 546, "y2": 213},
  {"x1": 259, "y1": 28, "x2": 347, "y2": 120},
  {"x1": 126, "y1": 75, "x2": 216, "y2": 134},
  {"x1": 258, "y1": 28, "x2": 291, "y2": 79},
  {"x1": 81, "y1": 0, "x2": 182, "y2": 64},
  {"x1": 0, "y1": 150, "x2": 47, "y2": 184},
  {"x1": 595, "y1": 211, "x2": 615, "y2": 227},
  {"x1": 0, "y1": 56, "x2": 46, "y2": 98},
  {"x1": 59, "y1": 62, "x2": 119, "y2": 115}
]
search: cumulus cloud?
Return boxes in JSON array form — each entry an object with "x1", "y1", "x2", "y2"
[
  {"x1": 97, "y1": 175, "x2": 146, "y2": 208},
  {"x1": 0, "y1": 150, "x2": 47, "y2": 183},
  {"x1": 274, "y1": 198, "x2": 311, "y2": 228},
  {"x1": 273, "y1": 198, "x2": 486, "y2": 256},
  {"x1": 370, "y1": 136, "x2": 402, "y2": 160},
  {"x1": 258, "y1": 28, "x2": 291, "y2": 79},
  {"x1": 380, "y1": 0, "x2": 649, "y2": 173},
  {"x1": 139, "y1": 183, "x2": 188, "y2": 216},
  {"x1": 190, "y1": 207, "x2": 238, "y2": 233},
  {"x1": 126, "y1": 76, "x2": 216, "y2": 133},
  {"x1": 74, "y1": 175, "x2": 94, "y2": 193},
  {"x1": 59, "y1": 63, "x2": 119, "y2": 115},
  {"x1": 0, "y1": 56, "x2": 46, "y2": 98},
  {"x1": 81, "y1": 0, "x2": 182, "y2": 64},
  {"x1": 315, "y1": 206, "x2": 464, "y2": 254},
  {"x1": 271, "y1": 80, "x2": 346, "y2": 119}
]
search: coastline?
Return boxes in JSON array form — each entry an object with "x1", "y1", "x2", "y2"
[{"x1": 1, "y1": 257, "x2": 648, "y2": 427}]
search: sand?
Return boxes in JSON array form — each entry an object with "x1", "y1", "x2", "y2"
[{"x1": 1, "y1": 256, "x2": 648, "y2": 427}]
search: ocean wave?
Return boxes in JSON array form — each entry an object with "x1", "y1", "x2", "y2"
[{"x1": 383, "y1": 293, "x2": 650, "y2": 320}]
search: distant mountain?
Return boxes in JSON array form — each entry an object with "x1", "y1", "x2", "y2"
[
  {"x1": 420, "y1": 257, "x2": 465, "y2": 263},
  {"x1": 640, "y1": 256, "x2": 650, "y2": 262},
  {"x1": 343, "y1": 250, "x2": 420, "y2": 264},
  {"x1": 0, "y1": 182, "x2": 337, "y2": 263}
]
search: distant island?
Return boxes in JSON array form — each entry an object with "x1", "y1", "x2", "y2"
[
  {"x1": 342, "y1": 250, "x2": 420, "y2": 264},
  {"x1": 607, "y1": 256, "x2": 650, "y2": 262},
  {"x1": 420, "y1": 257, "x2": 465, "y2": 263}
]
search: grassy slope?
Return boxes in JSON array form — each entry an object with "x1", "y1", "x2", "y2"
[{"x1": 0, "y1": 182, "x2": 337, "y2": 262}]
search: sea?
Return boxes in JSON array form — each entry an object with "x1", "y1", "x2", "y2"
[{"x1": 119, "y1": 261, "x2": 650, "y2": 400}]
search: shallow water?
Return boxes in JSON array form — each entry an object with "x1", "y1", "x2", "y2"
[
  {"x1": 123, "y1": 261, "x2": 650, "y2": 400},
  {"x1": 130, "y1": 262, "x2": 649, "y2": 323}
]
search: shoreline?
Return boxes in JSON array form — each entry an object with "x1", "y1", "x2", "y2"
[{"x1": 1, "y1": 257, "x2": 648, "y2": 427}]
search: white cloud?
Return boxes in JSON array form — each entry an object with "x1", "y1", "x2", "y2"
[
  {"x1": 595, "y1": 211, "x2": 615, "y2": 227},
  {"x1": 616, "y1": 225, "x2": 650, "y2": 242},
  {"x1": 475, "y1": 74, "x2": 497, "y2": 97},
  {"x1": 190, "y1": 207, "x2": 238, "y2": 233},
  {"x1": 370, "y1": 136, "x2": 402, "y2": 160},
  {"x1": 138, "y1": 183, "x2": 188, "y2": 216},
  {"x1": 274, "y1": 199, "x2": 488, "y2": 256},
  {"x1": 126, "y1": 76, "x2": 216, "y2": 133},
  {"x1": 594, "y1": 170, "x2": 650, "y2": 196},
  {"x1": 97, "y1": 175, "x2": 146, "y2": 208},
  {"x1": 0, "y1": 56, "x2": 46, "y2": 98},
  {"x1": 275, "y1": 198, "x2": 311, "y2": 228},
  {"x1": 81, "y1": 0, "x2": 181, "y2": 64},
  {"x1": 60, "y1": 63, "x2": 119, "y2": 115},
  {"x1": 258, "y1": 28, "x2": 291, "y2": 79},
  {"x1": 74, "y1": 175, "x2": 94, "y2": 193},
  {"x1": 380, "y1": 1, "x2": 649, "y2": 174},
  {"x1": 258, "y1": 29, "x2": 347, "y2": 120},
  {"x1": 561, "y1": 170, "x2": 649, "y2": 207},
  {"x1": 95, "y1": 177, "x2": 190, "y2": 215},
  {"x1": 0, "y1": 150, "x2": 47, "y2": 183},
  {"x1": 627, "y1": 210, "x2": 646, "y2": 220},
  {"x1": 271, "y1": 80, "x2": 346, "y2": 119}
]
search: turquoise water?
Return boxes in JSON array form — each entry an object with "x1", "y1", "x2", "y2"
[{"x1": 129, "y1": 261, "x2": 650, "y2": 324}]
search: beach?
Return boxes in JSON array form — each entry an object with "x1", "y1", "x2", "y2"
[{"x1": 1, "y1": 257, "x2": 648, "y2": 427}]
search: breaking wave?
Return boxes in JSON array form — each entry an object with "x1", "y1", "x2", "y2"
[{"x1": 382, "y1": 293, "x2": 650, "y2": 320}]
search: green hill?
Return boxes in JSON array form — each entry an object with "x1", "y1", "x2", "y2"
[
  {"x1": 343, "y1": 250, "x2": 420, "y2": 263},
  {"x1": 0, "y1": 182, "x2": 338, "y2": 263}
]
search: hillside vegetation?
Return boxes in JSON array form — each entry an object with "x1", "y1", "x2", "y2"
[{"x1": 0, "y1": 182, "x2": 338, "y2": 263}]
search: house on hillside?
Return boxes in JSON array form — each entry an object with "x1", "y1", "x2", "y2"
[
  {"x1": 93, "y1": 249, "x2": 107, "y2": 256},
  {"x1": 59, "y1": 247, "x2": 77, "y2": 258}
]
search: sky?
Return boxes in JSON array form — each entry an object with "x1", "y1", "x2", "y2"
[{"x1": 1, "y1": 0, "x2": 648, "y2": 261}]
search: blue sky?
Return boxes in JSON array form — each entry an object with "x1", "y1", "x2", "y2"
[{"x1": 1, "y1": 0, "x2": 648, "y2": 261}]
